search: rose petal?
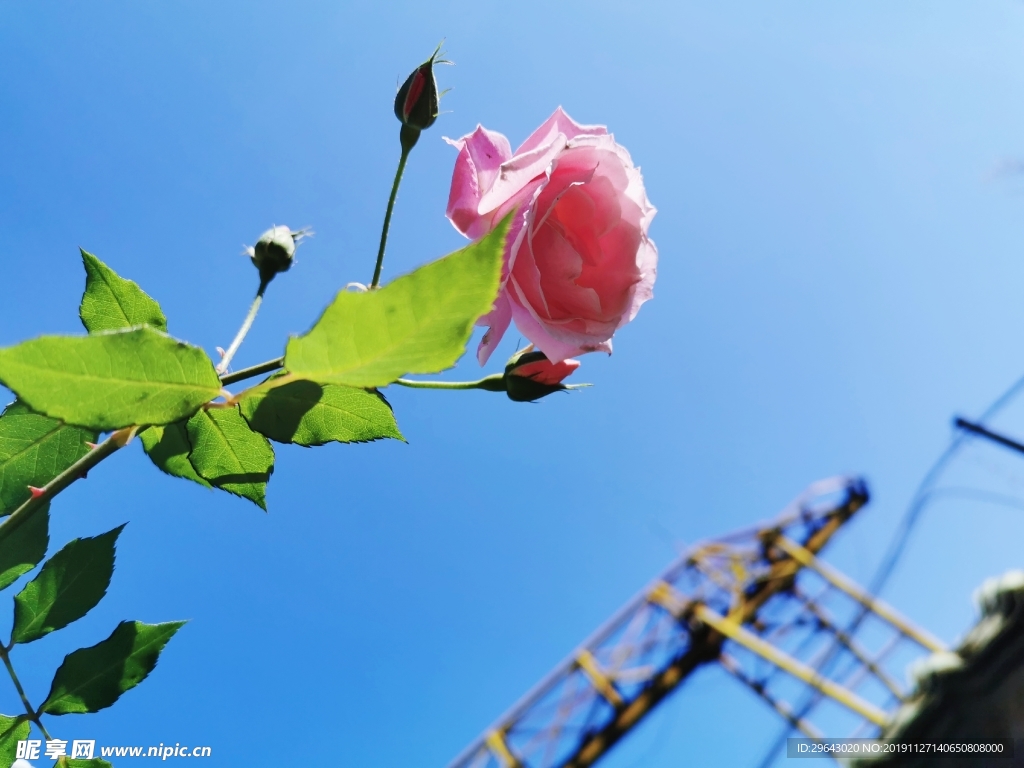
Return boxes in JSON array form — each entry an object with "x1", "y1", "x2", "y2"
[
  {"x1": 477, "y1": 136, "x2": 567, "y2": 218},
  {"x1": 515, "y1": 107, "x2": 607, "y2": 155},
  {"x1": 513, "y1": 357, "x2": 581, "y2": 385},
  {"x1": 624, "y1": 235, "x2": 658, "y2": 324},
  {"x1": 507, "y1": 285, "x2": 613, "y2": 363},
  {"x1": 476, "y1": 290, "x2": 513, "y2": 366},
  {"x1": 444, "y1": 126, "x2": 512, "y2": 238}
]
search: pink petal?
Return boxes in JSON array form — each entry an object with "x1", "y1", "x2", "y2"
[
  {"x1": 445, "y1": 149, "x2": 482, "y2": 237},
  {"x1": 529, "y1": 223, "x2": 603, "y2": 321},
  {"x1": 567, "y1": 135, "x2": 655, "y2": 229},
  {"x1": 530, "y1": 159, "x2": 597, "y2": 233},
  {"x1": 506, "y1": 217, "x2": 551, "y2": 319},
  {"x1": 514, "y1": 357, "x2": 581, "y2": 385},
  {"x1": 476, "y1": 290, "x2": 513, "y2": 366},
  {"x1": 507, "y1": 290, "x2": 613, "y2": 363},
  {"x1": 515, "y1": 107, "x2": 607, "y2": 155},
  {"x1": 444, "y1": 126, "x2": 512, "y2": 238},
  {"x1": 623, "y1": 235, "x2": 658, "y2": 324},
  {"x1": 477, "y1": 136, "x2": 568, "y2": 218}
]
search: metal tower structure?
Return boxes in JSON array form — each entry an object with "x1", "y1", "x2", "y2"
[{"x1": 447, "y1": 476, "x2": 947, "y2": 768}]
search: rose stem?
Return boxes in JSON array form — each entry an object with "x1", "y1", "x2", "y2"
[
  {"x1": 220, "y1": 356, "x2": 284, "y2": 386},
  {"x1": 216, "y1": 277, "x2": 270, "y2": 375},
  {"x1": 370, "y1": 144, "x2": 412, "y2": 289},
  {"x1": 393, "y1": 375, "x2": 505, "y2": 391}
]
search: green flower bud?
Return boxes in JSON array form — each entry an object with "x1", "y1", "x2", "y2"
[{"x1": 247, "y1": 226, "x2": 310, "y2": 284}]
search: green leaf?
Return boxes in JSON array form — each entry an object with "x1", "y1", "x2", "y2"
[
  {"x1": 41, "y1": 620, "x2": 185, "y2": 715},
  {"x1": 0, "y1": 327, "x2": 222, "y2": 430},
  {"x1": 140, "y1": 422, "x2": 211, "y2": 489},
  {"x1": 186, "y1": 407, "x2": 274, "y2": 509},
  {"x1": 0, "y1": 400, "x2": 97, "y2": 515},
  {"x1": 0, "y1": 713, "x2": 30, "y2": 766},
  {"x1": 66, "y1": 759, "x2": 114, "y2": 768},
  {"x1": 239, "y1": 377, "x2": 403, "y2": 446},
  {"x1": 284, "y1": 218, "x2": 508, "y2": 388},
  {"x1": 12, "y1": 525, "x2": 124, "y2": 645},
  {"x1": 79, "y1": 250, "x2": 168, "y2": 334},
  {"x1": 0, "y1": 503, "x2": 49, "y2": 592}
]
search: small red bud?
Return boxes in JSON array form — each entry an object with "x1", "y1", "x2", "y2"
[
  {"x1": 28, "y1": 486, "x2": 46, "y2": 499},
  {"x1": 503, "y1": 348, "x2": 581, "y2": 402},
  {"x1": 394, "y1": 45, "x2": 447, "y2": 151}
]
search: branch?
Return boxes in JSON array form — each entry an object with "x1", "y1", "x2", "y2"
[
  {"x1": 219, "y1": 357, "x2": 284, "y2": 386},
  {"x1": 0, "y1": 429, "x2": 129, "y2": 547}
]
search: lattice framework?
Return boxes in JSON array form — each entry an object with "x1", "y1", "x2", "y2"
[{"x1": 447, "y1": 477, "x2": 944, "y2": 768}]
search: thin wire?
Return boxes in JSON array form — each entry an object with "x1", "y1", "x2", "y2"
[
  {"x1": 914, "y1": 486, "x2": 1024, "y2": 516},
  {"x1": 755, "y1": 369, "x2": 1024, "y2": 768},
  {"x1": 871, "y1": 367, "x2": 1024, "y2": 593}
]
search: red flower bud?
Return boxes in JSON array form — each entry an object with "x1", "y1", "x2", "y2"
[
  {"x1": 504, "y1": 348, "x2": 580, "y2": 402},
  {"x1": 394, "y1": 46, "x2": 447, "y2": 151}
]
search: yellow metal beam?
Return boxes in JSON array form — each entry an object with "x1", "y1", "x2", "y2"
[
  {"x1": 774, "y1": 536, "x2": 946, "y2": 653},
  {"x1": 576, "y1": 650, "x2": 624, "y2": 707},
  {"x1": 693, "y1": 604, "x2": 890, "y2": 727},
  {"x1": 485, "y1": 730, "x2": 520, "y2": 768},
  {"x1": 647, "y1": 581, "x2": 688, "y2": 616}
]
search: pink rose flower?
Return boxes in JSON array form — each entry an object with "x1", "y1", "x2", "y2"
[{"x1": 445, "y1": 107, "x2": 657, "y2": 364}]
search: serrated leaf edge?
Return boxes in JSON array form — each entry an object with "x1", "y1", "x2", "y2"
[{"x1": 41, "y1": 620, "x2": 186, "y2": 715}]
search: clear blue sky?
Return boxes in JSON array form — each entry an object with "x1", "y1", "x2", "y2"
[{"x1": 3, "y1": 1, "x2": 1024, "y2": 766}]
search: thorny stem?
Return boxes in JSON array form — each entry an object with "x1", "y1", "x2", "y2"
[
  {"x1": 371, "y1": 145, "x2": 412, "y2": 289},
  {"x1": 216, "y1": 278, "x2": 270, "y2": 375},
  {"x1": 0, "y1": 430, "x2": 128, "y2": 548},
  {"x1": 0, "y1": 643, "x2": 51, "y2": 740}
]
